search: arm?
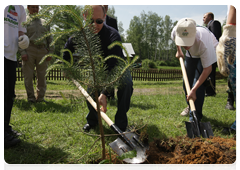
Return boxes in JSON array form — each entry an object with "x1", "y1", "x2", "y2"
[
  {"x1": 227, "y1": 5, "x2": 236, "y2": 25},
  {"x1": 216, "y1": 5, "x2": 236, "y2": 77},
  {"x1": 18, "y1": 6, "x2": 29, "y2": 50},
  {"x1": 19, "y1": 31, "x2": 28, "y2": 61}
]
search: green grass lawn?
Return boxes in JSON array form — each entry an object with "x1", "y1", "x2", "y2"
[{"x1": 5, "y1": 79, "x2": 235, "y2": 164}]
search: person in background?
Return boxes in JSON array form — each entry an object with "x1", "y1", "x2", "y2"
[
  {"x1": 4, "y1": 5, "x2": 29, "y2": 148},
  {"x1": 103, "y1": 5, "x2": 119, "y2": 100},
  {"x1": 171, "y1": 18, "x2": 218, "y2": 122},
  {"x1": 19, "y1": 5, "x2": 54, "y2": 103},
  {"x1": 103, "y1": 5, "x2": 118, "y2": 31},
  {"x1": 63, "y1": 5, "x2": 133, "y2": 132},
  {"x1": 216, "y1": 5, "x2": 236, "y2": 134},
  {"x1": 203, "y1": 12, "x2": 222, "y2": 97}
]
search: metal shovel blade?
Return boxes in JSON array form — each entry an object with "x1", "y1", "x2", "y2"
[
  {"x1": 109, "y1": 131, "x2": 149, "y2": 164},
  {"x1": 185, "y1": 121, "x2": 214, "y2": 138}
]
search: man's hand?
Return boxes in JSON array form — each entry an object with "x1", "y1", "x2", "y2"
[
  {"x1": 21, "y1": 54, "x2": 28, "y2": 61},
  {"x1": 186, "y1": 89, "x2": 197, "y2": 102},
  {"x1": 98, "y1": 94, "x2": 107, "y2": 113},
  {"x1": 176, "y1": 45, "x2": 184, "y2": 59}
]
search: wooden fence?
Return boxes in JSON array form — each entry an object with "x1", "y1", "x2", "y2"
[{"x1": 16, "y1": 67, "x2": 224, "y2": 82}]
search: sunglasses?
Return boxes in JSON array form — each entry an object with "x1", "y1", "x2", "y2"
[{"x1": 91, "y1": 18, "x2": 104, "y2": 25}]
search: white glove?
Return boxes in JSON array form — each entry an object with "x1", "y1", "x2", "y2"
[
  {"x1": 18, "y1": 34, "x2": 29, "y2": 49},
  {"x1": 216, "y1": 25, "x2": 236, "y2": 77}
]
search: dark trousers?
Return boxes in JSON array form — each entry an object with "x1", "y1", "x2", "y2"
[
  {"x1": 183, "y1": 57, "x2": 206, "y2": 121},
  {"x1": 205, "y1": 62, "x2": 217, "y2": 95},
  {"x1": 227, "y1": 79, "x2": 234, "y2": 103},
  {"x1": 4, "y1": 57, "x2": 17, "y2": 135},
  {"x1": 86, "y1": 70, "x2": 133, "y2": 131}
]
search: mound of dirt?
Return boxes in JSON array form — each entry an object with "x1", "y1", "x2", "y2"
[{"x1": 102, "y1": 137, "x2": 238, "y2": 170}]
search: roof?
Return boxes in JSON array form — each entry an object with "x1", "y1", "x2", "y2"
[{"x1": 122, "y1": 43, "x2": 135, "y2": 57}]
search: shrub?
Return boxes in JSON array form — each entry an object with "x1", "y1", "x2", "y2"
[
  {"x1": 156, "y1": 60, "x2": 168, "y2": 66},
  {"x1": 142, "y1": 59, "x2": 157, "y2": 69}
]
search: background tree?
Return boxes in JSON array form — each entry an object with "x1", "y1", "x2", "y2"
[
  {"x1": 126, "y1": 16, "x2": 143, "y2": 59},
  {"x1": 40, "y1": 5, "x2": 83, "y2": 57},
  {"x1": 126, "y1": 11, "x2": 177, "y2": 63},
  {"x1": 118, "y1": 21, "x2": 125, "y2": 42}
]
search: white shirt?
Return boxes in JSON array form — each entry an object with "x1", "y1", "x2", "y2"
[
  {"x1": 4, "y1": 5, "x2": 26, "y2": 61},
  {"x1": 171, "y1": 26, "x2": 218, "y2": 68}
]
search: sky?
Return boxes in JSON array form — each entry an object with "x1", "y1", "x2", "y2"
[{"x1": 112, "y1": 5, "x2": 228, "y2": 35}]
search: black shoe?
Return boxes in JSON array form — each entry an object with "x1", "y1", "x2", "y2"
[
  {"x1": 83, "y1": 123, "x2": 95, "y2": 132},
  {"x1": 225, "y1": 102, "x2": 235, "y2": 110},
  {"x1": 4, "y1": 134, "x2": 20, "y2": 149},
  {"x1": 7, "y1": 129, "x2": 22, "y2": 137},
  {"x1": 222, "y1": 127, "x2": 236, "y2": 135}
]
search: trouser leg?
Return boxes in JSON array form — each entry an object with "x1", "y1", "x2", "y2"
[
  {"x1": 205, "y1": 62, "x2": 217, "y2": 95},
  {"x1": 115, "y1": 70, "x2": 133, "y2": 130},
  {"x1": 229, "y1": 59, "x2": 236, "y2": 130},
  {"x1": 183, "y1": 57, "x2": 206, "y2": 121},
  {"x1": 227, "y1": 79, "x2": 234, "y2": 106},
  {"x1": 22, "y1": 46, "x2": 36, "y2": 102},
  {"x1": 4, "y1": 57, "x2": 16, "y2": 134},
  {"x1": 86, "y1": 89, "x2": 100, "y2": 126},
  {"x1": 35, "y1": 47, "x2": 48, "y2": 101}
]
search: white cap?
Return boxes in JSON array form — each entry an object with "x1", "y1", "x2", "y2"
[{"x1": 175, "y1": 18, "x2": 196, "y2": 46}]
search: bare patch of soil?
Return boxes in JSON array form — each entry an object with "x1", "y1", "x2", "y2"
[
  {"x1": 15, "y1": 87, "x2": 183, "y2": 100},
  {"x1": 93, "y1": 136, "x2": 236, "y2": 164}
]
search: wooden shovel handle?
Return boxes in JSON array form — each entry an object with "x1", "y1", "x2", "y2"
[
  {"x1": 72, "y1": 79, "x2": 114, "y2": 126},
  {"x1": 179, "y1": 57, "x2": 196, "y2": 111}
]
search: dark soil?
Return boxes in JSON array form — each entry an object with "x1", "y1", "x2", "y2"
[{"x1": 96, "y1": 135, "x2": 236, "y2": 164}]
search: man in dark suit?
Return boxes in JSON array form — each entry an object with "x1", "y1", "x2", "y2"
[
  {"x1": 203, "y1": 12, "x2": 222, "y2": 97},
  {"x1": 104, "y1": 5, "x2": 119, "y2": 100},
  {"x1": 104, "y1": 5, "x2": 118, "y2": 31}
]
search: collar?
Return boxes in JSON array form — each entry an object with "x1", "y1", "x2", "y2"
[{"x1": 207, "y1": 20, "x2": 213, "y2": 27}]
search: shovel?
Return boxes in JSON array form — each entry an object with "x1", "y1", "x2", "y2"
[
  {"x1": 72, "y1": 79, "x2": 149, "y2": 163},
  {"x1": 179, "y1": 57, "x2": 214, "y2": 138}
]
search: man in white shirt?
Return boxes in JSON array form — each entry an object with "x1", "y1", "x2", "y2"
[
  {"x1": 171, "y1": 18, "x2": 218, "y2": 122},
  {"x1": 4, "y1": 5, "x2": 29, "y2": 148}
]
